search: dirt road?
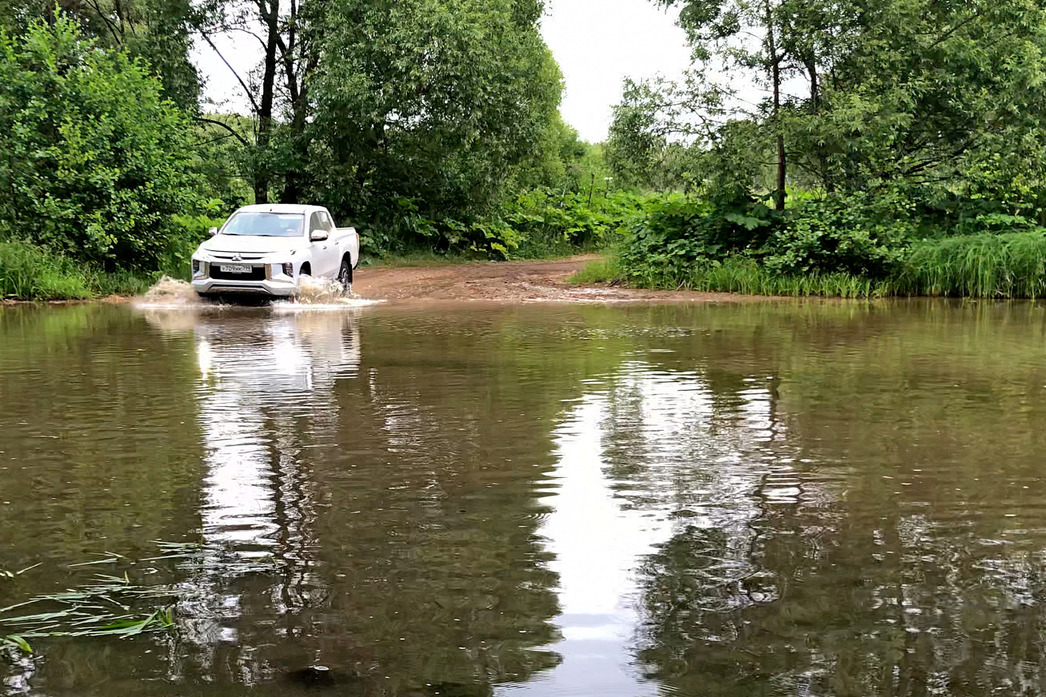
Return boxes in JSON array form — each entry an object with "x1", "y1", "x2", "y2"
[{"x1": 353, "y1": 255, "x2": 751, "y2": 303}]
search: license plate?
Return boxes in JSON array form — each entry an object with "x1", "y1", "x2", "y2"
[{"x1": 218, "y1": 264, "x2": 253, "y2": 274}]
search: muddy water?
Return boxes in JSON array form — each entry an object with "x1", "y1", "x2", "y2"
[{"x1": 3, "y1": 301, "x2": 1046, "y2": 696}]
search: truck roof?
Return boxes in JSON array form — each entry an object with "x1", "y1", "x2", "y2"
[{"x1": 237, "y1": 204, "x2": 325, "y2": 215}]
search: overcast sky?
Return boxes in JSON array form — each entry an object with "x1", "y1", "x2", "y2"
[
  {"x1": 541, "y1": 0, "x2": 691, "y2": 142},
  {"x1": 196, "y1": 0, "x2": 693, "y2": 144}
]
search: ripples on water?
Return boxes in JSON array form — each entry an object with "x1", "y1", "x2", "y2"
[{"x1": 4, "y1": 301, "x2": 1046, "y2": 695}]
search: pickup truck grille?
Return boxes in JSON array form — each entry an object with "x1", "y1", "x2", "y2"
[
  {"x1": 209, "y1": 252, "x2": 270, "y2": 261},
  {"x1": 209, "y1": 265, "x2": 267, "y2": 281}
]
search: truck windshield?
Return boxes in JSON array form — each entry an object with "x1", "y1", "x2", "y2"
[{"x1": 222, "y1": 212, "x2": 304, "y2": 237}]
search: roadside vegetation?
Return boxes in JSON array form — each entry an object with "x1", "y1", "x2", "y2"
[
  {"x1": 578, "y1": 0, "x2": 1046, "y2": 299},
  {"x1": 4, "y1": 0, "x2": 1046, "y2": 299}
]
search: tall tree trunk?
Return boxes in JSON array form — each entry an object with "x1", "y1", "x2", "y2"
[
  {"x1": 255, "y1": 0, "x2": 279, "y2": 204},
  {"x1": 279, "y1": 1, "x2": 309, "y2": 203},
  {"x1": 766, "y1": 1, "x2": 786, "y2": 211},
  {"x1": 807, "y1": 58, "x2": 833, "y2": 193}
]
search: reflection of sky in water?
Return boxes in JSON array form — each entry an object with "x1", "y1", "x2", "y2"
[{"x1": 504, "y1": 362, "x2": 804, "y2": 696}]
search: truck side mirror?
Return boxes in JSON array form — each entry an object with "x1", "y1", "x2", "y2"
[
  {"x1": 208, "y1": 227, "x2": 219, "y2": 237},
  {"x1": 310, "y1": 230, "x2": 329, "y2": 242}
]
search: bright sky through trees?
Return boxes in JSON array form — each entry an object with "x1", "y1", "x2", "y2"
[
  {"x1": 194, "y1": 0, "x2": 692, "y2": 143},
  {"x1": 541, "y1": 0, "x2": 690, "y2": 142}
]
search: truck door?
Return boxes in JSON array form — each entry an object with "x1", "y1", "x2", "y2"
[{"x1": 308, "y1": 211, "x2": 337, "y2": 278}]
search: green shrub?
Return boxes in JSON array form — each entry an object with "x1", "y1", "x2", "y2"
[
  {"x1": 159, "y1": 212, "x2": 225, "y2": 279},
  {"x1": 617, "y1": 192, "x2": 777, "y2": 288},
  {"x1": 0, "y1": 17, "x2": 203, "y2": 271},
  {"x1": 0, "y1": 240, "x2": 90, "y2": 300},
  {"x1": 505, "y1": 189, "x2": 644, "y2": 257},
  {"x1": 358, "y1": 189, "x2": 644, "y2": 260},
  {"x1": 764, "y1": 192, "x2": 915, "y2": 278}
]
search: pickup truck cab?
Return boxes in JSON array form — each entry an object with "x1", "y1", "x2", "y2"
[{"x1": 190, "y1": 204, "x2": 359, "y2": 298}]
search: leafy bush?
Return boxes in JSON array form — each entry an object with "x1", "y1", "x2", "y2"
[
  {"x1": 358, "y1": 190, "x2": 643, "y2": 260},
  {"x1": 159, "y1": 212, "x2": 225, "y2": 279},
  {"x1": 763, "y1": 192, "x2": 915, "y2": 278},
  {"x1": 617, "y1": 193, "x2": 777, "y2": 288},
  {"x1": 0, "y1": 17, "x2": 202, "y2": 271},
  {"x1": 505, "y1": 189, "x2": 643, "y2": 258}
]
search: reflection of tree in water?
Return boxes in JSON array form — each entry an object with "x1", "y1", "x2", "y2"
[{"x1": 617, "y1": 305, "x2": 1046, "y2": 697}]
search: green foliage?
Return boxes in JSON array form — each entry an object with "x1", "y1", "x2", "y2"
[
  {"x1": 505, "y1": 190, "x2": 643, "y2": 257},
  {"x1": 609, "y1": 191, "x2": 1046, "y2": 298},
  {"x1": 617, "y1": 192, "x2": 778, "y2": 287},
  {"x1": 892, "y1": 231, "x2": 1046, "y2": 298},
  {"x1": 569, "y1": 256, "x2": 624, "y2": 285},
  {"x1": 685, "y1": 257, "x2": 883, "y2": 298},
  {"x1": 0, "y1": 240, "x2": 90, "y2": 300},
  {"x1": 763, "y1": 191, "x2": 915, "y2": 278},
  {"x1": 307, "y1": 0, "x2": 563, "y2": 238},
  {"x1": 0, "y1": 17, "x2": 203, "y2": 271},
  {"x1": 1, "y1": 635, "x2": 31, "y2": 654},
  {"x1": 159, "y1": 212, "x2": 225, "y2": 279}
]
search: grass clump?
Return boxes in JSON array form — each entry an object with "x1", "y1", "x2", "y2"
[
  {"x1": 688, "y1": 258, "x2": 883, "y2": 298},
  {"x1": 0, "y1": 239, "x2": 161, "y2": 301},
  {"x1": 569, "y1": 255, "x2": 623, "y2": 285},
  {"x1": 0, "y1": 240, "x2": 91, "y2": 301},
  {"x1": 891, "y1": 231, "x2": 1046, "y2": 298}
]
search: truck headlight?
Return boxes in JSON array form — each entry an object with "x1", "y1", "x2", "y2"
[
  {"x1": 281, "y1": 262, "x2": 293, "y2": 276},
  {"x1": 192, "y1": 259, "x2": 201, "y2": 274}
]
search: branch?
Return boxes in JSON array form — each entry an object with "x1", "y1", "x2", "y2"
[
  {"x1": 928, "y1": 10, "x2": 985, "y2": 50},
  {"x1": 226, "y1": 26, "x2": 268, "y2": 49},
  {"x1": 198, "y1": 30, "x2": 261, "y2": 115},
  {"x1": 83, "y1": 0, "x2": 122, "y2": 45},
  {"x1": 196, "y1": 117, "x2": 252, "y2": 147}
]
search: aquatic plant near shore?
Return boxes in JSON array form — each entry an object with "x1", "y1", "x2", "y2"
[
  {"x1": 1, "y1": 635, "x2": 31, "y2": 654},
  {"x1": 0, "y1": 576, "x2": 176, "y2": 640}
]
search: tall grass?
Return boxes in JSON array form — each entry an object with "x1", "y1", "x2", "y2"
[
  {"x1": 568, "y1": 255, "x2": 623, "y2": 285},
  {"x1": 575, "y1": 231, "x2": 1046, "y2": 299},
  {"x1": 0, "y1": 239, "x2": 161, "y2": 301},
  {"x1": 890, "y1": 231, "x2": 1046, "y2": 298},
  {"x1": 0, "y1": 240, "x2": 90, "y2": 300},
  {"x1": 572, "y1": 256, "x2": 884, "y2": 297},
  {"x1": 689, "y1": 258, "x2": 884, "y2": 298}
]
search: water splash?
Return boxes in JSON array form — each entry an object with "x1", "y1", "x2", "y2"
[
  {"x1": 135, "y1": 276, "x2": 203, "y2": 309},
  {"x1": 295, "y1": 276, "x2": 353, "y2": 304},
  {"x1": 273, "y1": 276, "x2": 383, "y2": 310},
  {"x1": 134, "y1": 274, "x2": 381, "y2": 310}
]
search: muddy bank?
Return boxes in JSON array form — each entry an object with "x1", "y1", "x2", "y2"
[
  {"x1": 1, "y1": 256, "x2": 757, "y2": 306},
  {"x1": 354, "y1": 256, "x2": 755, "y2": 303}
]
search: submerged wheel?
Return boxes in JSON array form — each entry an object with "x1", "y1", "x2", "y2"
[{"x1": 337, "y1": 256, "x2": 353, "y2": 294}]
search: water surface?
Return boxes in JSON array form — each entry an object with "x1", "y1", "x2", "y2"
[{"x1": 3, "y1": 300, "x2": 1046, "y2": 696}]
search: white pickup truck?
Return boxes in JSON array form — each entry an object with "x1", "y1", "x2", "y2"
[{"x1": 190, "y1": 204, "x2": 359, "y2": 298}]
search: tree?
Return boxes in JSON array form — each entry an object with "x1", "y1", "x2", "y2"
[
  {"x1": 653, "y1": 0, "x2": 805, "y2": 209},
  {"x1": 0, "y1": 0, "x2": 203, "y2": 110},
  {"x1": 0, "y1": 17, "x2": 202, "y2": 268},
  {"x1": 306, "y1": 0, "x2": 563, "y2": 233},
  {"x1": 623, "y1": 0, "x2": 1046, "y2": 216}
]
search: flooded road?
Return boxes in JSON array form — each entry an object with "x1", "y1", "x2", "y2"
[{"x1": 3, "y1": 300, "x2": 1046, "y2": 695}]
